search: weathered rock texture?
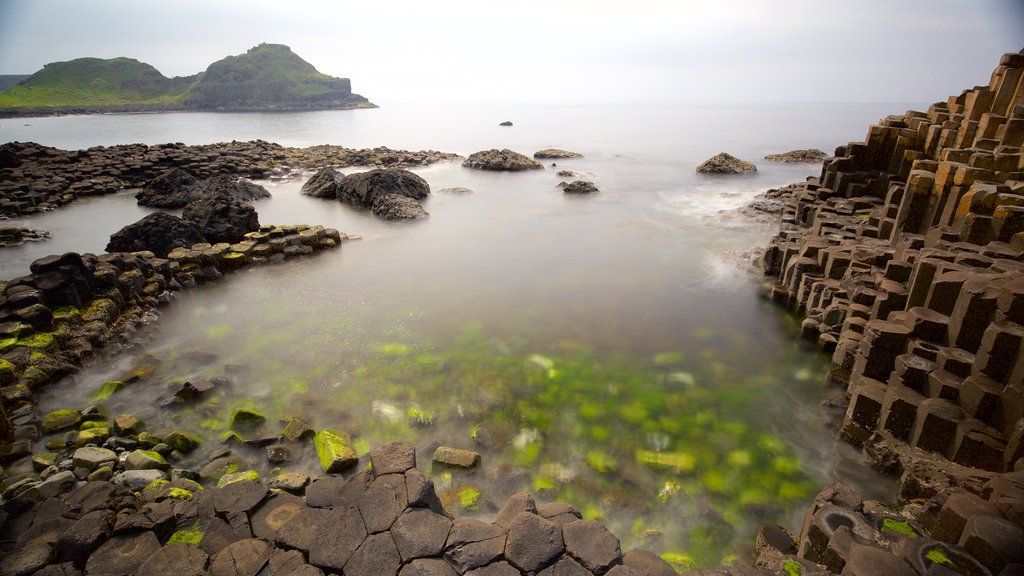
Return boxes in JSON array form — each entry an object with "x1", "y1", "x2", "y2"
[
  {"x1": 462, "y1": 149, "x2": 543, "y2": 171},
  {"x1": 759, "y1": 50, "x2": 1024, "y2": 576},
  {"x1": 696, "y1": 152, "x2": 757, "y2": 174},
  {"x1": 764, "y1": 149, "x2": 829, "y2": 163},
  {"x1": 0, "y1": 141, "x2": 459, "y2": 217}
]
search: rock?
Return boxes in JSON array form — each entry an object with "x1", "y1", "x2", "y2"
[
  {"x1": 276, "y1": 506, "x2": 332, "y2": 551},
  {"x1": 308, "y1": 506, "x2": 368, "y2": 572},
  {"x1": 360, "y1": 442, "x2": 415, "y2": 477},
  {"x1": 111, "y1": 469, "x2": 165, "y2": 491},
  {"x1": 405, "y1": 468, "x2": 447, "y2": 514},
  {"x1": 106, "y1": 212, "x2": 206, "y2": 257},
  {"x1": 313, "y1": 428, "x2": 359, "y2": 473},
  {"x1": 840, "y1": 543, "x2": 916, "y2": 576},
  {"x1": 537, "y1": 556, "x2": 591, "y2": 575},
  {"x1": 562, "y1": 180, "x2": 599, "y2": 194},
  {"x1": 400, "y1": 558, "x2": 459, "y2": 576},
  {"x1": 371, "y1": 193, "x2": 429, "y2": 220},
  {"x1": 85, "y1": 531, "x2": 162, "y2": 576},
  {"x1": 229, "y1": 408, "x2": 267, "y2": 430},
  {"x1": 504, "y1": 512, "x2": 565, "y2": 573},
  {"x1": 267, "y1": 471, "x2": 310, "y2": 494},
  {"x1": 764, "y1": 149, "x2": 828, "y2": 163},
  {"x1": 534, "y1": 149, "x2": 583, "y2": 159},
  {"x1": 72, "y1": 446, "x2": 117, "y2": 471},
  {"x1": 391, "y1": 508, "x2": 453, "y2": 562},
  {"x1": 124, "y1": 449, "x2": 169, "y2": 471},
  {"x1": 182, "y1": 195, "x2": 260, "y2": 244},
  {"x1": 466, "y1": 560, "x2": 524, "y2": 576},
  {"x1": 301, "y1": 167, "x2": 345, "y2": 199},
  {"x1": 622, "y1": 549, "x2": 677, "y2": 576},
  {"x1": 958, "y1": 515, "x2": 1024, "y2": 574},
  {"x1": 444, "y1": 519, "x2": 507, "y2": 572},
  {"x1": 208, "y1": 538, "x2": 272, "y2": 576},
  {"x1": 345, "y1": 532, "x2": 402, "y2": 576},
  {"x1": 212, "y1": 479, "x2": 269, "y2": 515},
  {"x1": 358, "y1": 473, "x2": 408, "y2": 533},
  {"x1": 249, "y1": 493, "x2": 307, "y2": 541},
  {"x1": 499, "y1": 121, "x2": 513, "y2": 126},
  {"x1": 37, "y1": 470, "x2": 77, "y2": 497},
  {"x1": 164, "y1": 429, "x2": 203, "y2": 453},
  {"x1": 135, "y1": 168, "x2": 204, "y2": 208},
  {"x1": 437, "y1": 187, "x2": 473, "y2": 194},
  {"x1": 336, "y1": 168, "x2": 430, "y2": 208},
  {"x1": 200, "y1": 174, "x2": 271, "y2": 202},
  {"x1": 54, "y1": 509, "x2": 115, "y2": 564},
  {"x1": 432, "y1": 446, "x2": 481, "y2": 469},
  {"x1": 41, "y1": 409, "x2": 80, "y2": 433},
  {"x1": 493, "y1": 492, "x2": 537, "y2": 528},
  {"x1": 463, "y1": 149, "x2": 544, "y2": 171},
  {"x1": 135, "y1": 542, "x2": 209, "y2": 576},
  {"x1": 695, "y1": 152, "x2": 757, "y2": 174},
  {"x1": 562, "y1": 519, "x2": 622, "y2": 573}
]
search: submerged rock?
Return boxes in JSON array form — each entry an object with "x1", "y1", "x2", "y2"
[
  {"x1": 301, "y1": 167, "x2": 345, "y2": 199},
  {"x1": 462, "y1": 149, "x2": 543, "y2": 171},
  {"x1": 371, "y1": 193, "x2": 429, "y2": 220},
  {"x1": 499, "y1": 121, "x2": 513, "y2": 126},
  {"x1": 561, "y1": 180, "x2": 599, "y2": 194},
  {"x1": 534, "y1": 149, "x2": 583, "y2": 160},
  {"x1": 763, "y1": 148, "x2": 828, "y2": 163},
  {"x1": 336, "y1": 168, "x2": 430, "y2": 212},
  {"x1": 106, "y1": 212, "x2": 206, "y2": 257},
  {"x1": 696, "y1": 152, "x2": 757, "y2": 175}
]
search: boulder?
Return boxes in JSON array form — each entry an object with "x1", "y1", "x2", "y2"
[
  {"x1": 106, "y1": 212, "x2": 206, "y2": 257},
  {"x1": 337, "y1": 168, "x2": 430, "y2": 208},
  {"x1": 534, "y1": 149, "x2": 583, "y2": 159},
  {"x1": 201, "y1": 175, "x2": 271, "y2": 202},
  {"x1": 182, "y1": 195, "x2": 260, "y2": 244},
  {"x1": 371, "y1": 193, "x2": 429, "y2": 220},
  {"x1": 696, "y1": 152, "x2": 757, "y2": 174},
  {"x1": 314, "y1": 429, "x2": 359, "y2": 473},
  {"x1": 136, "y1": 168, "x2": 204, "y2": 208},
  {"x1": 764, "y1": 149, "x2": 828, "y2": 163},
  {"x1": 463, "y1": 149, "x2": 544, "y2": 171},
  {"x1": 562, "y1": 181, "x2": 599, "y2": 194},
  {"x1": 301, "y1": 167, "x2": 345, "y2": 199}
]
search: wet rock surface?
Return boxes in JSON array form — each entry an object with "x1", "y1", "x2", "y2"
[
  {"x1": 462, "y1": 149, "x2": 544, "y2": 171},
  {"x1": 695, "y1": 152, "x2": 757, "y2": 175}
]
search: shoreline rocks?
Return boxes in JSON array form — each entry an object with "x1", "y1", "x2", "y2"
[
  {"x1": 696, "y1": 152, "x2": 757, "y2": 175},
  {"x1": 534, "y1": 149, "x2": 583, "y2": 160},
  {"x1": 0, "y1": 227, "x2": 49, "y2": 247},
  {"x1": 763, "y1": 149, "x2": 829, "y2": 163},
  {"x1": 758, "y1": 50, "x2": 1024, "y2": 576},
  {"x1": 462, "y1": 149, "x2": 543, "y2": 172}
]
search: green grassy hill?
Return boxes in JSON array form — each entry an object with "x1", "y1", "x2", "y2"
[{"x1": 0, "y1": 44, "x2": 372, "y2": 113}]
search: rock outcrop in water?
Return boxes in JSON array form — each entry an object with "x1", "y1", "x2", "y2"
[
  {"x1": 462, "y1": 149, "x2": 544, "y2": 171},
  {"x1": 135, "y1": 170, "x2": 271, "y2": 209},
  {"x1": 764, "y1": 149, "x2": 829, "y2": 163},
  {"x1": 0, "y1": 141, "x2": 459, "y2": 218},
  {"x1": 696, "y1": 152, "x2": 757, "y2": 175},
  {"x1": 534, "y1": 149, "x2": 583, "y2": 160},
  {"x1": 332, "y1": 168, "x2": 431, "y2": 220},
  {"x1": 300, "y1": 166, "x2": 345, "y2": 199},
  {"x1": 181, "y1": 195, "x2": 261, "y2": 244},
  {"x1": 757, "y1": 50, "x2": 1024, "y2": 576},
  {"x1": 106, "y1": 212, "x2": 207, "y2": 257}
]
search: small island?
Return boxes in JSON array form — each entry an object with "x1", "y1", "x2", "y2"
[{"x1": 0, "y1": 43, "x2": 374, "y2": 116}]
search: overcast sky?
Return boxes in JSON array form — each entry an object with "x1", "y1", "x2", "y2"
[{"x1": 0, "y1": 0, "x2": 1021, "y2": 105}]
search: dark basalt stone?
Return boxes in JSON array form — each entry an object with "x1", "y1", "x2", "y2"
[{"x1": 106, "y1": 212, "x2": 206, "y2": 258}]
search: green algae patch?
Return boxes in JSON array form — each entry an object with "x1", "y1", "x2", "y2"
[
  {"x1": 52, "y1": 306, "x2": 80, "y2": 321},
  {"x1": 42, "y1": 409, "x2": 80, "y2": 433},
  {"x1": 585, "y1": 451, "x2": 617, "y2": 474},
  {"x1": 207, "y1": 325, "x2": 235, "y2": 340},
  {"x1": 458, "y1": 486, "x2": 480, "y2": 511},
  {"x1": 783, "y1": 560, "x2": 805, "y2": 576},
  {"x1": 230, "y1": 408, "x2": 266, "y2": 430},
  {"x1": 0, "y1": 337, "x2": 20, "y2": 354},
  {"x1": 168, "y1": 520, "x2": 205, "y2": 545},
  {"x1": 0, "y1": 358, "x2": 16, "y2": 384},
  {"x1": 636, "y1": 449, "x2": 696, "y2": 473},
  {"x1": 314, "y1": 429, "x2": 359, "y2": 473},
  {"x1": 881, "y1": 517, "x2": 918, "y2": 537},
  {"x1": 79, "y1": 420, "x2": 109, "y2": 431},
  {"x1": 145, "y1": 479, "x2": 170, "y2": 492},
  {"x1": 163, "y1": 430, "x2": 202, "y2": 452},
  {"x1": 408, "y1": 406, "x2": 433, "y2": 425},
  {"x1": 20, "y1": 332, "x2": 56, "y2": 350},
  {"x1": 217, "y1": 470, "x2": 260, "y2": 487},
  {"x1": 378, "y1": 342, "x2": 410, "y2": 356},
  {"x1": 32, "y1": 452, "x2": 58, "y2": 471},
  {"x1": 166, "y1": 487, "x2": 193, "y2": 500},
  {"x1": 93, "y1": 380, "x2": 126, "y2": 401},
  {"x1": 661, "y1": 552, "x2": 695, "y2": 572},
  {"x1": 924, "y1": 547, "x2": 956, "y2": 569}
]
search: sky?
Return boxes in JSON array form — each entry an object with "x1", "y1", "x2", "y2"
[{"x1": 0, "y1": 0, "x2": 1021, "y2": 105}]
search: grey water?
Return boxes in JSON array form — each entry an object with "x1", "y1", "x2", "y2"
[{"x1": 2, "y1": 103, "x2": 913, "y2": 567}]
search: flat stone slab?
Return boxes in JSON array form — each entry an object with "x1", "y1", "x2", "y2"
[
  {"x1": 391, "y1": 507, "x2": 453, "y2": 562},
  {"x1": 371, "y1": 441, "x2": 417, "y2": 475},
  {"x1": 432, "y1": 446, "x2": 481, "y2": 469},
  {"x1": 84, "y1": 530, "x2": 161, "y2": 576},
  {"x1": 135, "y1": 542, "x2": 209, "y2": 576},
  {"x1": 212, "y1": 479, "x2": 269, "y2": 515},
  {"x1": 563, "y1": 519, "x2": 622, "y2": 573},
  {"x1": 308, "y1": 506, "x2": 367, "y2": 572},
  {"x1": 208, "y1": 538, "x2": 272, "y2": 576},
  {"x1": 400, "y1": 558, "x2": 460, "y2": 576},
  {"x1": 344, "y1": 532, "x2": 402, "y2": 576},
  {"x1": 72, "y1": 446, "x2": 117, "y2": 471},
  {"x1": 358, "y1": 473, "x2": 408, "y2": 533}
]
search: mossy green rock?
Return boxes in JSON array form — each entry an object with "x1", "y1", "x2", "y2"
[
  {"x1": 42, "y1": 409, "x2": 80, "y2": 433},
  {"x1": 76, "y1": 426, "x2": 110, "y2": 446},
  {"x1": 163, "y1": 429, "x2": 202, "y2": 452},
  {"x1": 280, "y1": 417, "x2": 314, "y2": 442},
  {"x1": 93, "y1": 380, "x2": 126, "y2": 401},
  {"x1": 32, "y1": 452, "x2": 59, "y2": 471},
  {"x1": 125, "y1": 449, "x2": 169, "y2": 471},
  {"x1": 313, "y1": 429, "x2": 359, "y2": 473},
  {"x1": 432, "y1": 446, "x2": 481, "y2": 469},
  {"x1": 217, "y1": 469, "x2": 260, "y2": 487},
  {"x1": 230, "y1": 408, "x2": 266, "y2": 430},
  {"x1": 0, "y1": 359, "x2": 17, "y2": 385}
]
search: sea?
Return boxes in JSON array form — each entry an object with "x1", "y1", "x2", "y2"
[{"x1": 0, "y1": 103, "x2": 919, "y2": 568}]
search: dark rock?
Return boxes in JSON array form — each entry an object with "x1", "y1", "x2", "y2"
[
  {"x1": 695, "y1": 152, "x2": 757, "y2": 174},
  {"x1": 0, "y1": 544, "x2": 53, "y2": 576},
  {"x1": 537, "y1": 556, "x2": 592, "y2": 576},
  {"x1": 84, "y1": 530, "x2": 162, "y2": 576},
  {"x1": 249, "y1": 493, "x2": 307, "y2": 541},
  {"x1": 464, "y1": 561, "x2": 521, "y2": 576},
  {"x1": 28, "y1": 562, "x2": 82, "y2": 576},
  {"x1": 64, "y1": 481, "x2": 134, "y2": 517},
  {"x1": 622, "y1": 549, "x2": 677, "y2": 576},
  {"x1": 344, "y1": 532, "x2": 402, "y2": 576},
  {"x1": 562, "y1": 519, "x2": 622, "y2": 573},
  {"x1": 840, "y1": 543, "x2": 916, "y2": 576},
  {"x1": 534, "y1": 149, "x2": 583, "y2": 159},
  {"x1": 308, "y1": 506, "x2": 367, "y2": 572},
  {"x1": 182, "y1": 194, "x2": 260, "y2": 244},
  {"x1": 764, "y1": 149, "x2": 828, "y2": 163},
  {"x1": 301, "y1": 167, "x2": 345, "y2": 199},
  {"x1": 493, "y1": 492, "x2": 537, "y2": 529},
  {"x1": 537, "y1": 502, "x2": 583, "y2": 526},
  {"x1": 499, "y1": 121, "x2": 513, "y2": 126},
  {"x1": 207, "y1": 538, "x2": 272, "y2": 576},
  {"x1": 336, "y1": 168, "x2": 430, "y2": 209},
  {"x1": 135, "y1": 542, "x2": 209, "y2": 576},
  {"x1": 135, "y1": 168, "x2": 204, "y2": 208},
  {"x1": 200, "y1": 174, "x2": 270, "y2": 202},
  {"x1": 505, "y1": 512, "x2": 565, "y2": 573},
  {"x1": 371, "y1": 193, "x2": 429, "y2": 220},
  {"x1": 405, "y1": 468, "x2": 448, "y2": 515},
  {"x1": 211, "y1": 479, "x2": 269, "y2": 515},
  {"x1": 562, "y1": 180, "x2": 599, "y2": 194},
  {"x1": 276, "y1": 505, "x2": 331, "y2": 552},
  {"x1": 106, "y1": 212, "x2": 206, "y2": 257},
  {"x1": 463, "y1": 149, "x2": 544, "y2": 171},
  {"x1": 444, "y1": 519, "x2": 507, "y2": 573},
  {"x1": 391, "y1": 507, "x2": 453, "y2": 562},
  {"x1": 54, "y1": 508, "x2": 115, "y2": 564},
  {"x1": 371, "y1": 441, "x2": 418, "y2": 476},
  {"x1": 197, "y1": 516, "x2": 249, "y2": 557},
  {"x1": 958, "y1": 515, "x2": 1024, "y2": 574},
  {"x1": 358, "y1": 473, "x2": 408, "y2": 533}
]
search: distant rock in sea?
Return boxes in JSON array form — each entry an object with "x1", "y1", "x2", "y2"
[
  {"x1": 499, "y1": 121, "x2": 513, "y2": 126},
  {"x1": 534, "y1": 149, "x2": 583, "y2": 160},
  {"x1": 696, "y1": 152, "x2": 757, "y2": 175},
  {"x1": 463, "y1": 149, "x2": 543, "y2": 171},
  {"x1": 763, "y1": 149, "x2": 828, "y2": 163},
  {"x1": 561, "y1": 180, "x2": 599, "y2": 194}
]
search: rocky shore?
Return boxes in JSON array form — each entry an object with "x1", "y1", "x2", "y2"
[
  {"x1": 756, "y1": 50, "x2": 1024, "y2": 575},
  {"x1": 0, "y1": 141, "x2": 459, "y2": 217}
]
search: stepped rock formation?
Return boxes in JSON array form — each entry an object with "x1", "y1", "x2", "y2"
[{"x1": 759, "y1": 50, "x2": 1024, "y2": 575}]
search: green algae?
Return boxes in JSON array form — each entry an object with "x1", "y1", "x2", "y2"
[
  {"x1": 79, "y1": 420, "x2": 108, "y2": 431},
  {"x1": 408, "y1": 406, "x2": 433, "y2": 425},
  {"x1": 783, "y1": 560, "x2": 805, "y2": 576},
  {"x1": 924, "y1": 547, "x2": 956, "y2": 569},
  {"x1": 661, "y1": 552, "x2": 695, "y2": 572},
  {"x1": 168, "y1": 520, "x2": 205, "y2": 545},
  {"x1": 457, "y1": 486, "x2": 480, "y2": 510},
  {"x1": 93, "y1": 380, "x2": 126, "y2": 401},
  {"x1": 218, "y1": 470, "x2": 260, "y2": 487},
  {"x1": 20, "y1": 332, "x2": 56, "y2": 350},
  {"x1": 145, "y1": 479, "x2": 170, "y2": 491},
  {"x1": 0, "y1": 337, "x2": 20, "y2": 353},
  {"x1": 166, "y1": 487, "x2": 193, "y2": 500},
  {"x1": 881, "y1": 517, "x2": 918, "y2": 537},
  {"x1": 585, "y1": 451, "x2": 616, "y2": 473},
  {"x1": 207, "y1": 325, "x2": 235, "y2": 340}
]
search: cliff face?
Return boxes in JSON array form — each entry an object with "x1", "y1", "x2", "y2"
[
  {"x1": 758, "y1": 50, "x2": 1024, "y2": 575},
  {"x1": 0, "y1": 43, "x2": 373, "y2": 114}
]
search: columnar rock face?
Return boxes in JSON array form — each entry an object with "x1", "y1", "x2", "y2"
[{"x1": 760, "y1": 50, "x2": 1024, "y2": 576}]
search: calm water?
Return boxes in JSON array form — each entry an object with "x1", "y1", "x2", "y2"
[{"x1": 3, "y1": 104, "x2": 909, "y2": 568}]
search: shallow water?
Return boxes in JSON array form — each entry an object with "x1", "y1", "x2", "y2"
[{"x1": 5, "y1": 103, "x2": 909, "y2": 568}]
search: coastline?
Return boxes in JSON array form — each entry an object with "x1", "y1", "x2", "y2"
[{"x1": 0, "y1": 101, "x2": 379, "y2": 119}]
